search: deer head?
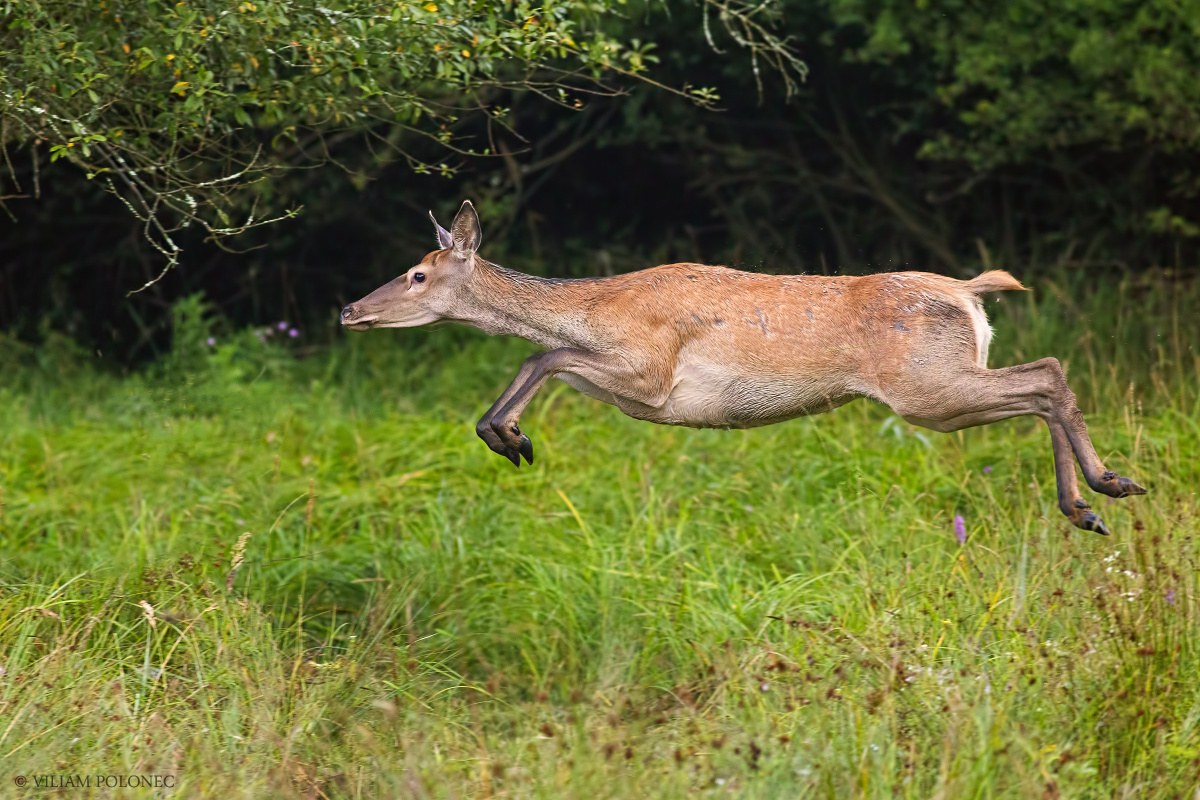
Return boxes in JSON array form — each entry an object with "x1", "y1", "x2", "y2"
[{"x1": 340, "y1": 200, "x2": 482, "y2": 330}]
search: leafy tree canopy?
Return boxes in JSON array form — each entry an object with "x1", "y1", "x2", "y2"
[
  {"x1": 1, "y1": 0, "x2": 796, "y2": 285},
  {"x1": 827, "y1": 0, "x2": 1200, "y2": 236}
]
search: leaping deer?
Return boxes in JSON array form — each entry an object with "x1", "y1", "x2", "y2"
[{"x1": 341, "y1": 201, "x2": 1146, "y2": 534}]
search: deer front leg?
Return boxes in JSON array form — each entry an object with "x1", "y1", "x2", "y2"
[
  {"x1": 476, "y1": 348, "x2": 662, "y2": 467},
  {"x1": 476, "y1": 355, "x2": 543, "y2": 466}
]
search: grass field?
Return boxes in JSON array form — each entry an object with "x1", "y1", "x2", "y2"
[{"x1": 0, "y1": 273, "x2": 1197, "y2": 798}]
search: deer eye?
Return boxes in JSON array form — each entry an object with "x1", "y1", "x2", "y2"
[{"x1": 412, "y1": 271, "x2": 426, "y2": 284}]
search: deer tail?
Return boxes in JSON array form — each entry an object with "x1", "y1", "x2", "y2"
[{"x1": 964, "y1": 270, "x2": 1027, "y2": 294}]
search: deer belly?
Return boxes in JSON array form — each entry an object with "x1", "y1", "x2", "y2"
[
  {"x1": 556, "y1": 373, "x2": 621, "y2": 405},
  {"x1": 556, "y1": 373, "x2": 674, "y2": 422},
  {"x1": 658, "y1": 362, "x2": 852, "y2": 429}
]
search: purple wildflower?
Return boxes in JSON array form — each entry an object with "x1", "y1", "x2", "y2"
[
  {"x1": 1165, "y1": 588, "x2": 1176, "y2": 606},
  {"x1": 288, "y1": 327, "x2": 300, "y2": 338},
  {"x1": 277, "y1": 320, "x2": 289, "y2": 331},
  {"x1": 206, "y1": 336, "x2": 216, "y2": 347},
  {"x1": 953, "y1": 514, "x2": 967, "y2": 545},
  {"x1": 982, "y1": 465, "x2": 993, "y2": 474}
]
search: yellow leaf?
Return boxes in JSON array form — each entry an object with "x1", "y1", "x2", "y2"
[
  {"x1": 121, "y1": 43, "x2": 131, "y2": 54},
  {"x1": 423, "y1": 2, "x2": 437, "y2": 10}
]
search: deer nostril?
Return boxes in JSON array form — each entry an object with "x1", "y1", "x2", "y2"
[{"x1": 340, "y1": 304, "x2": 357, "y2": 321}]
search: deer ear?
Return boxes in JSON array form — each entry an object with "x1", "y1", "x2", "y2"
[
  {"x1": 450, "y1": 200, "x2": 481, "y2": 255},
  {"x1": 429, "y1": 210, "x2": 453, "y2": 250}
]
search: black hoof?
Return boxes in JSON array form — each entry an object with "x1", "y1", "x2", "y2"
[
  {"x1": 1096, "y1": 470, "x2": 1148, "y2": 498},
  {"x1": 1079, "y1": 511, "x2": 1110, "y2": 536},
  {"x1": 1115, "y1": 477, "x2": 1147, "y2": 497},
  {"x1": 490, "y1": 420, "x2": 533, "y2": 468},
  {"x1": 1067, "y1": 498, "x2": 1109, "y2": 535},
  {"x1": 477, "y1": 422, "x2": 518, "y2": 466},
  {"x1": 1075, "y1": 510, "x2": 1108, "y2": 534}
]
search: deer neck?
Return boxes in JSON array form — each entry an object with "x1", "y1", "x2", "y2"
[{"x1": 451, "y1": 260, "x2": 596, "y2": 350}]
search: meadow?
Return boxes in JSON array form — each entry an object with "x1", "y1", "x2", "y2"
[{"x1": 0, "y1": 272, "x2": 1197, "y2": 798}]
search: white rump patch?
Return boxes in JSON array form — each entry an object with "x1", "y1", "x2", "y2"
[{"x1": 965, "y1": 297, "x2": 993, "y2": 367}]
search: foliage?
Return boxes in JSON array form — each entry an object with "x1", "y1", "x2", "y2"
[
  {"x1": 823, "y1": 0, "x2": 1200, "y2": 239},
  {"x1": 0, "y1": 0, "x2": 800, "y2": 284},
  {"x1": 828, "y1": 0, "x2": 1200, "y2": 166},
  {"x1": 154, "y1": 293, "x2": 308, "y2": 413},
  {"x1": 0, "y1": 274, "x2": 1197, "y2": 797},
  {"x1": 0, "y1": 0, "x2": 677, "y2": 277}
]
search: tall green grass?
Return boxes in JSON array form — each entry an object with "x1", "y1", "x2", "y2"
[{"x1": 0, "y1": 272, "x2": 1197, "y2": 798}]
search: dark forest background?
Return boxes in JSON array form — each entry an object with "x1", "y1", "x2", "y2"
[{"x1": 3, "y1": 0, "x2": 1198, "y2": 365}]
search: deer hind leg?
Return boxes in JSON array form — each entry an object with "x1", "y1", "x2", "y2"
[
  {"x1": 1055, "y1": 393, "x2": 1147, "y2": 499},
  {"x1": 880, "y1": 357, "x2": 1144, "y2": 535},
  {"x1": 1022, "y1": 358, "x2": 1146, "y2": 501},
  {"x1": 1045, "y1": 418, "x2": 1109, "y2": 535}
]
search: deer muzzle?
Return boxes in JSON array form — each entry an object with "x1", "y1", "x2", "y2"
[{"x1": 340, "y1": 303, "x2": 378, "y2": 330}]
